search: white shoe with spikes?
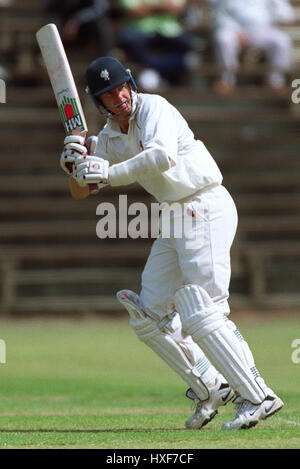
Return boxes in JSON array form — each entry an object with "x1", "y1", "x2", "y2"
[
  {"x1": 185, "y1": 376, "x2": 234, "y2": 429},
  {"x1": 222, "y1": 394, "x2": 284, "y2": 430}
]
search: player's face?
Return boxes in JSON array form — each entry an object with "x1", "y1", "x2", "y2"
[{"x1": 99, "y1": 83, "x2": 132, "y2": 121}]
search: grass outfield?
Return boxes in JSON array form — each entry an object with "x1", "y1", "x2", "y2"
[{"x1": 0, "y1": 313, "x2": 299, "y2": 449}]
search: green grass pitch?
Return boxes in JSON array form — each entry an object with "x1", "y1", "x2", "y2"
[{"x1": 0, "y1": 313, "x2": 299, "y2": 449}]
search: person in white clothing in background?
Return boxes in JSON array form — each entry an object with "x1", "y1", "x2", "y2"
[
  {"x1": 59, "y1": 57, "x2": 284, "y2": 430},
  {"x1": 208, "y1": 0, "x2": 295, "y2": 94}
]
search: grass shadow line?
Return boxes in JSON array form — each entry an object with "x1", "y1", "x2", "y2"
[{"x1": 0, "y1": 427, "x2": 185, "y2": 434}]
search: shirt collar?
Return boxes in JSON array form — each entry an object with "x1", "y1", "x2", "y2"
[{"x1": 129, "y1": 92, "x2": 138, "y2": 120}]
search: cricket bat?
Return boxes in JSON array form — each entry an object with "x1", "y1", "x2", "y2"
[{"x1": 36, "y1": 23, "x2": 98, "y2": 197}]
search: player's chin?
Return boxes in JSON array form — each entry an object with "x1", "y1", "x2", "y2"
[{"x1": 115, "y1": 107, "x2": 131, "y2": 120}]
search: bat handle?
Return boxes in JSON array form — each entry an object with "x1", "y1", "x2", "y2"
[
  {"x1": 86, "y1": 135, "x2": 99, "y2": 194},
  {"x1": 71, "y1": 129, "x2": 99, "y2": 195}
]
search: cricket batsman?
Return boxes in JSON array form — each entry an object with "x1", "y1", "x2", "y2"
[{"x1": 60, "y1": 57, "x2": 283, "y2": 430}]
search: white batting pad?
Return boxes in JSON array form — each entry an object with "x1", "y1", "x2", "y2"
[
  {"x1": 117, "y1": 290, "x2": 210, "y2": 400},
  {"x1": 174, "y1": 285, "x2": 266, "y2": 404},
  {"x1": 116, "y1": 290, "x2": 145, "y2": 321}
]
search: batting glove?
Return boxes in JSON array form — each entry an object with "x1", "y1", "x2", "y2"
[
  {"x1": 60, "y1": 135, "x2": 87, "y2": 176},
  {"x1": 74, "y1": 155, "x2": 110, "y2": 187}
]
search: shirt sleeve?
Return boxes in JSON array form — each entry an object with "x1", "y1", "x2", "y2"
[
  {"x1": 95, "y1": 129, "x2": 114, "y2": 163},
  {"x1": 137, "y1": 95, "x2": 180, "y2": 163}
]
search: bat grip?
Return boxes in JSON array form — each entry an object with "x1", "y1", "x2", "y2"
[
  {"x1": 69, "y1": 131, "x2": 99, "y2": 195},
  {"x1": 84, "y1": 137, "x2": 99, "y2": 194}
]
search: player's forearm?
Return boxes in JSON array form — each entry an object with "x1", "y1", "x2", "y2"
[
  {"x1": 109, "y1": 146, "x2": 172, "y2": 186},
  {"x1": 68, "y1": 144, "x2": 173, "y2": 192},
  {"x1": 69, "y1": 178, "x2": 90, "y2": 200}
]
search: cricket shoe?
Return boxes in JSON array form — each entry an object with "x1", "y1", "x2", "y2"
[
  {"x1": 222, "y1": 394, "x2": 284, "y2": 430},
  {"x1": 185, "y1": 376, "x2": 234, "y2": 429}
]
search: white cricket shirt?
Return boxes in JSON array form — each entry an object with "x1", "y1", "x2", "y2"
[{"x1": 95, "y1": 93, "x2": 223, "y2": 203}]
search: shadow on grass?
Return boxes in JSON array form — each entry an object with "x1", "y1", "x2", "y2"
[{"x1": 0, "y1": 428, "x2": 185, "y2": 433}]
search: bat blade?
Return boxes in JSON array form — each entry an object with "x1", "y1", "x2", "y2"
[
  {"x1": 36, "y1": 23, "x2": 87, "y2": 136},
  {"x1": 36, "y1": 23, "x2": 98, "y2": 195}
]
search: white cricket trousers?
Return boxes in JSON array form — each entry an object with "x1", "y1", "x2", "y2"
[
  {"x1": 214, "y1": 25, "x2": 293, "y2": 85},
  {"x1": 140, "y1": 184, "x2": 238, "y2": 321}
]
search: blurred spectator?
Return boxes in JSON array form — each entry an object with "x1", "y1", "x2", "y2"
[
  {"x1": 183, "y1": 0, "x2": 205, "y2": 31},
  {"x1": 208, "y1": 0, "x2": 295, "y2": 94},
  {"x1": 44, "y1": 0, "x2": 115, "y2": 55},
  {"x1": 117, "y1": 0, "x2": 196, "y2": 90}
]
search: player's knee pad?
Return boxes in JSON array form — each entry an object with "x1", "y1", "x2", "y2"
[{"x1": 174, "y1": 284, "x2": 224, "y2": 340}]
